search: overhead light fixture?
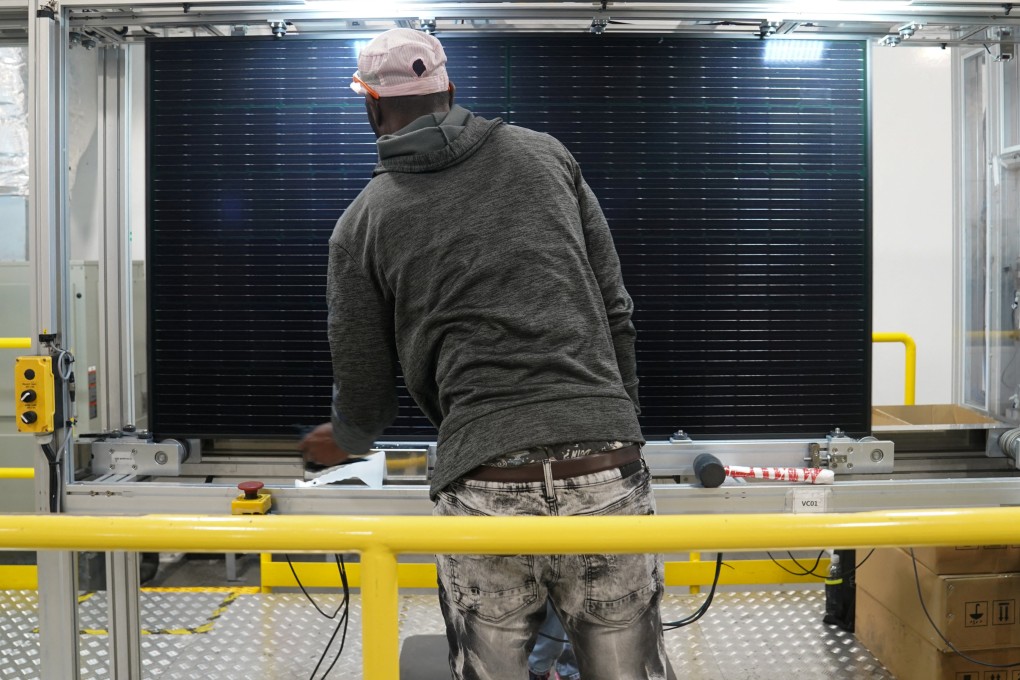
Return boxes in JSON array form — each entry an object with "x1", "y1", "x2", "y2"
[
  {"x1": 763, "y1": 40, "x2": 825, "y2": 63},
  {"x1": 303, "y1": 1, "x2": 408, "y2": 17},
  {"x1": 783, "y1": 0, "x2": 913, "y2": 14}
]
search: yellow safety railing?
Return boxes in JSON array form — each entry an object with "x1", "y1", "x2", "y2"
[
  {"x1": 2, "y1": 509, "x2": 1020, "y2": 679},
  {"x1": 0, "y1": 338, "x2": 31, "y2": 350},
  {"x1": 872, "y1": 332, "x2": 916, "y2": 405}
]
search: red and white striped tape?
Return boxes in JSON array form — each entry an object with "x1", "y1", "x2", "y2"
[{"x1": 723, "y1": 465, "x2": 835, "y2": 485}]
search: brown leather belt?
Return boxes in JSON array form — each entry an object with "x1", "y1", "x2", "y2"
[{"x1": 462, "y1": 444, "x2": 642, "y2": 483}]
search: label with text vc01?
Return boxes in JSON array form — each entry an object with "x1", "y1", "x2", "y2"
[{"x1": 788, "y1": 489, "x2": 830, "y2": 514}]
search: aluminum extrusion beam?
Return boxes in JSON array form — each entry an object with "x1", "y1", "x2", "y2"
[
  {"x1": 62, "y1": 476, "x2": 1020, "y2": 516},
  {"x1": 56, "y1": 0, "x2": 1020, "y2": 25},
  {"x1": 52, "y1": 0, "x2": 1020, "y2": 19},
  {"x1": 106, "y1": 552, "x2": 141, "y2": 680},
  {"x1": 30, "y1": 8, "x2": 82, "y2": 677},
  {"x1": 28, "y1": 7, "x2": 64, "y2": 351},
  {"x1": 98, "y1": 45, "x2": 134, "y2": 430},
  {"x1": 35, "y1": 553, "x2": 80, "y2": 678}
]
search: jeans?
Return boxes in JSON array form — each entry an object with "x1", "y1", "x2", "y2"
[
  {"x1": 434, "y1": 458, "x2": 667, "y2": 680},
  {"x1": 529, "y1": 600, "x2": 580, "y2": 679}
]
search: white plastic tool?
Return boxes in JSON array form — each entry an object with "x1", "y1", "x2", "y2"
[{"x1": 295, "y1": 450, "x2": 386, "y2": 489}]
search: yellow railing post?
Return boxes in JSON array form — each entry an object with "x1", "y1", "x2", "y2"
[
  {"x1": 872, "y1": 332, "x2": 917, "y2": 405},
  {"x1": 0, "y1": 338, "x2": 32, "y2": 350},
  {"x1": 361, "y1": 547, "x2": 400, "y2": 680}
]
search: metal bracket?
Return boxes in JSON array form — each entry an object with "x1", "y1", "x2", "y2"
[
  {"x1": 36, "y1": 2, "x2": 56, "y2": 20},
  {"x1": 817, "y1": 429, "x2": 894, "y2": 473},
  {"x1": 88, "y1": 433, "x2": 188, "y2": 476}
]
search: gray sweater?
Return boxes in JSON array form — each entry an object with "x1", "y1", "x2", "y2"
[{"x1": 327, "y1": 107, "x2": 644, "y2": 499}]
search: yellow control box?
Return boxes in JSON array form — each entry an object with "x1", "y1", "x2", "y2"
[{"x1": 14, "y1": 356, "x2": 56, "y2": 434}]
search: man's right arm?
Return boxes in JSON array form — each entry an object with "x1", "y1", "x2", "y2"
[{"x1": 326, "y1": 241, "x2": 401, "y2": 453}]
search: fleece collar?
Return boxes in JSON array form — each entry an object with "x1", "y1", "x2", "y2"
[{"x1": 374, "y1": 106, "x2": 503, "y2": 175}]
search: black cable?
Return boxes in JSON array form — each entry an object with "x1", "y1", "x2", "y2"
[
  {"x1": 286, "y1": 554, "x2": 348, "y2": 619},
  {"x1": 849, "y1": 549, "x2": 875, "y2": 574},
  {"x1": 318, "y1": 557, "x2": 351, "y2": 679},
  {"x1": 909, "y1": 548, "x2": 1020, "y2": 669},
  {"x1": 286, "y1": 553, "x2": 351, "y2": 679},
  {"x1": 310, "y1": 612, "x2": 349, "y2": 680},
  {"x1": 662, "y1": 553, "x2": 725, "y2": 630},
  {"x1": 314, "y1": 558, "x2": 350, "y2": 680},
  {"x1": 767, "y1": 550, "x2": 824, "y2": 576},
  {"x1": 767, "y1": 549, "x2": 876, "y2": 579},
  {"x1": 41, "y1": 443, "x2": 59, "y2": 513},
  {"x1": 787, "y1": 551, "x2": 825, "y2": 576}
]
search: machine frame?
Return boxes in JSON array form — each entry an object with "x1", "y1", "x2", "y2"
[{"x1": 14, "y1": 1, "x2": 1020, "y2": 677}]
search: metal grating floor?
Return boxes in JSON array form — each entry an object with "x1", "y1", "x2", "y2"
[{"x1": 0, "y1": 589, "x2": 892, "y2": 679}]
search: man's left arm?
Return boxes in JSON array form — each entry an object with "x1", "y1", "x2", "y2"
[{"x1": 572, "y1": 160, "x2": 641, "y2": 414}]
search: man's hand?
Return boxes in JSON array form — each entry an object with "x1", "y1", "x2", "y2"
[{"x1": 298, "y1": 422, "x2": 352, "y2": 467}]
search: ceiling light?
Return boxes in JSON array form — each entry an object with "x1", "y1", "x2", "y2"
[{"x1": 763, "y1": 40, "x2": 825, "y2": 63}]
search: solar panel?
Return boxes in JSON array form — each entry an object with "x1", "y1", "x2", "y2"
[{"x1": 148, "y1": 36, "x2": 869, "y2": 441}]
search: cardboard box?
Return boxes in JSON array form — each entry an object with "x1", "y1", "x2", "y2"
[
  {"x1": 857, "y1": 588, "x2": 1020, "y2": 680},
  {"x1": 857, "y1": 548, "x2": 1020, "y2": 651},
  {"x1": 911, "y1": 545, "x2": 1020, "y2": 576},
  {"x1": 871, "y1": 404, "x2": 1001, "y2": 427}
]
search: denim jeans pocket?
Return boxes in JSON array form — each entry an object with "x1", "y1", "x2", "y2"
[
  {"x1": 449, "y1": 553, "x2": 539, "y2": 624},
  {"x1": 581, "y1": 552, "x2": 658, "y2": 626}
]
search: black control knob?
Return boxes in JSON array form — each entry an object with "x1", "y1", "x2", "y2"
[
  {"x1": 19, "y1": 390, "x2": 36, "y2": 403},
  {"x1": 23, "y1": 369, "x2": 35, "y2": 380},
  {"x1": 20, "y1": 411, "x2": 37, "y2": 425}
]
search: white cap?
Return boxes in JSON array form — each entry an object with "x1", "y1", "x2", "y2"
[{"x1": 350, "y1": 29, "x2": 450, "y2": 99}]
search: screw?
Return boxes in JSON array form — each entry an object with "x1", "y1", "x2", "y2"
[
  {"x1": 154, "y1": 451, "x2": 168, "y2": 465},
  {"x1": 870, "y1": 449, "x2": 884, "y2": 462}
]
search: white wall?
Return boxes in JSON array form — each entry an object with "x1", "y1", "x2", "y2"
[{"x1": 871, "y1": 46, "x2": 954, "y2": 406}]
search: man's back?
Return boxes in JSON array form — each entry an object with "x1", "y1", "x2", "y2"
[{"x1": 330, "y1": 112, "x2": 643, "y2": 496}]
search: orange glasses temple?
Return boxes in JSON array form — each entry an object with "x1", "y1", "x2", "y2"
[
  {"x1": 352, "y1": 77, "x2": 454, "y2": 100},
  {"x1": 352, "y1": 75, "x2": 380, "y2": 99}
]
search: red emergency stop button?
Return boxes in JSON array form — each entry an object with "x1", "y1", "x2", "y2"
[{"x1": 238, "y1": 481, "x2": 264, "y2": 500}]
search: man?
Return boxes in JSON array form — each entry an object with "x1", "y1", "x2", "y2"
[{"x1": 300, "y1": 28, "x2": 668, "y2": 680}]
